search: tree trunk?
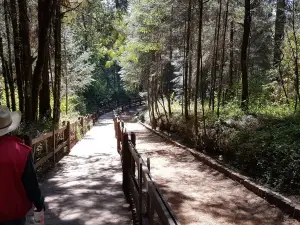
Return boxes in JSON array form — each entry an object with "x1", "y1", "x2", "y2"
[
  {"x1": 291, "y1": 0, "x2": 300, "y2": 110},
  {"x1": 217, "y1": 0, "x2": 229, "y2": 117},
  {"x1": 39, "y1": 53, "x2": 51, "y2": 119},
  {"x1": 32, "y1": 0, "x2": 56, "y2": 121},
  {"x1": 195, "y1": 0, "x2": 203, "y2": 135},
  {"x1": 18, "y1": 0, "x2": 33, "y2": 121},
  {"x1": 273, "y1": 0, "x2": 286, "y2": 67},
  {"x1": 64, "y1": 36, "x2": 68, "y2": 115},
  {"x1": 0, "y1": 36, "x2": 11, "y2": 109},
  {"x1": 184, "y1": 0, "x2": 192, "y2": 120},
  {"x1": 53, "y1": 1, "x2": 62, "y2": 125},
  {"x1": 228, "y1": 20, "x2": 234, "y2": 93},
  {"x1": 209, "y1": 0, "x2": 222, "y2": 111},
  {"x1": 241, "y1": 0, "x2": 251, "y2": 111},
  {"x1": 10, "y1": 0, "x2": 24, "y2": 113},
  {"x1": 4, "y1": 0, "x2": 16, "y2": 110}
]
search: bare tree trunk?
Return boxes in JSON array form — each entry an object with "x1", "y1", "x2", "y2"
[
  {"x1": 274, "y1": 0, "x2": 286, "y2": 67},
  {"x1": 4, "y1": 0, "x2": 16, "y2": 110},
  {"x1": 217, "y1": 0, "x2": 229, "y2": 117},
  {"x1": 184, "y1": 0, "x2": 192, "y2": 120},
  {"x1": 0, "y1": 36, "x2": 11, "y2": 109},
  {"x1": 195, "y1": 0, "x2": 203, "y2": 136},
  {"x1": 18, "y1": 0, "x2": 33, "y2": 121},
  {"x1": 209, "y1": 0, "x2": 222, "y2": 111},
  {"x1": 291, "y1": 0, "x2": 300, "y2": 111},
  {"x1": 241, "y1": 0, "x2": 251, "y2": 111},
  {"x1": 182, "y1": 23, "x2": 186, "y2": 117},
  {"x1": 53, "y1": 0, "x2": 62, "y2": 125},
  {"x1": 10, "y1": 0, "x2": 24, "y2": 113},
  {"x1": 39, "y1": 46, "x2": 51, "y2": 119},
  {"x1": 228, "y1": 19, "x2": 234, "y2": 95},
  {"x1": 167, "y1": 6, "x2": 173, "y2": 117},
  {"x1": 64, "y1": 34, "x2": 69, "y2": 115},
  {"x1": 32, "y1": 0, "x2": 56, "y2": 121}
]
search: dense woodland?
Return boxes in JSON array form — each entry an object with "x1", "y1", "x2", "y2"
[
  {"x1": 0, "y1": 0, "x2": 131, "y2": 127},
  {"x1": 1, "y1": 0, "x2": 300, "y2": 194}
]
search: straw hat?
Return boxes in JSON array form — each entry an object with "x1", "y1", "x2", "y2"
[{"x1": 0, "y1": 106, "x2": 21, "y2": 136}]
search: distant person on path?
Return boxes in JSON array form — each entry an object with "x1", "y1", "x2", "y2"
[{"x1": 0, "y1": 106, "x2": 45, "y2": 225}]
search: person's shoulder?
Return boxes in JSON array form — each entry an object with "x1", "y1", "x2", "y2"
[{"x1": 1, "y1": 136, "x2": 31, "y2": 151}]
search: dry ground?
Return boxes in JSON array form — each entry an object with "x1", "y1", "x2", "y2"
[{"x1": 122, "y1": 108, "x2": 300, "y2": 225}]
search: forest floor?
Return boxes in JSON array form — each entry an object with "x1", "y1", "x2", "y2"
[{"x1": 121, "y1": 107, "x2": 300, "y2": 225}]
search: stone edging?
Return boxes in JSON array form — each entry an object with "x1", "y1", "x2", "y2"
[{"x1": 138, "y1": 121, "x2": 300, "y2": 221}]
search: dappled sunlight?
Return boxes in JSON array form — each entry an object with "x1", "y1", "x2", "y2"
[
  {"x1": 26, "y1": 112, "x2": 131, "y2": 225},
  {"x1": 124, "y1": 119, "x2": 300, "y2": 225}
]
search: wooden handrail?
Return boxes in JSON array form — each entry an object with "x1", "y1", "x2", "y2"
[
  {"x1": 114, "y1": 115, "x2": 180, "y2": 225},
  {"x1": 25, "y1": 98, "x2": 140, "y2": 171}
]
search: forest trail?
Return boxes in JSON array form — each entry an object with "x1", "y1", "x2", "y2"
[
  {"x1": 122, "y1": 109, "x2": 300, "y2": 225},
  {"x1": 26, "y1": 112, "x2": 132, "y2": 225}
]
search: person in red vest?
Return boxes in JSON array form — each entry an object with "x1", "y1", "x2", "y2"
[{"x1": 0, "y1": 106, "x2": 45, "y2": 225}]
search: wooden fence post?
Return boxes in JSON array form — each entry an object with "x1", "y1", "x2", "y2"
[
  {"x1": 114, "y1": 117, "x2": 117, "y2": 138},
  {"x1": 52, "y1": 128, "x2": 56, "y2": 166},
  {"x1": 122, "y1": 132, "x2": 129, "y2": 201},
  {"x1": 130, "y1": 132, "x2": 136, "y2": 146},
  {"x1": 147, "y1": 158, "x2": 151, "y2": 171},
  {"x1": 75, "y1": 121, "x2": 78, "y2": 141},
  {"x1": 66, "y1": 121, "x2": 71, "y2": 152},
  {"x1": 130, "y1": 132, "x2": 136, "y2": 176},
  {"x1": 138, "y1": 159, "x2": 143, "y2": 225},
  {"x1": 117, "y1": 120, "x2": 121, "y2": 153},
  {"x1": 80, "y1": 117, "x2": 84, "y2": 135},
  {"x1": 147, "y1": 182, "x2": 155, "y2": 225}
]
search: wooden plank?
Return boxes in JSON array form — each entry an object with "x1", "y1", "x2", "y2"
[
  {"x1": 32, "y1": 132, "x2": 53, "y2": 145},
  {"x1": 128, "y1": 171, "x2": 139, "y2": 207},
  {"x1": 154, "y1": 183, "x2": 180, "y2": 224},
  {"x1": 147, "y1": 182, "x2": 155, "y2": 225},
  {"x1": 148, "y1": 182, "x2": 179, "y2": 225},
  {"x1": 138, "y1": 160, "x2": 143, "y2": 225},
  {"x1": 54, "y1": 140, "x2": 68, "y2": 154},
  {"x1": 129, "y1": 144, "x2": 140, "y2": 164},
  {"x1": 55, "y1": 126, "x2": 67, "y2": 135},
  {"x1": 34, "y1": 151, "x2": 53, "y2": 169}
]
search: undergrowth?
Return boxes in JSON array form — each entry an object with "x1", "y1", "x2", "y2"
[{"x1": 144, "y1": 100, "x2": 300, "y2": 194}]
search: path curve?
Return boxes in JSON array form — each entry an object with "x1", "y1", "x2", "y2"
[{"x1": 26, "y1": 112, "x2": 132, "y2": 225}]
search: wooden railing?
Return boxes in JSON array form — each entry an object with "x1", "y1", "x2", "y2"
[
  {"x1": 24, "y1": 114, "x2": 95, "y2": 171},
  {"x1": 23, "y1": 97, "x2": 144, "y2": 172},
  {"x1": 119, "y1": 98, "x2": 144, "y2": 112},
  {"x1": 114, "y1": 116, "x2": 180, "y2": 225}
]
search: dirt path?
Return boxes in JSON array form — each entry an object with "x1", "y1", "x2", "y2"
[
  {"x1": 26, "y1": 112, "x2": 132, "y2": 225},
  {"x1": 122, "y1": 110, "x2": 299, "y2": 225}
]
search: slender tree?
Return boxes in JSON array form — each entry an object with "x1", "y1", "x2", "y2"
[
  {"x1": 194, "y1": 0, "x2": 203, "y2": 135},
  {"x1": 18, "y1": 0, "x2": 33, "y2": 121},
  {"x1": 10, "y1": 0, "x2": 24, "y2": 113},
  {"x1": 274, "y1": 0, "x2": 286, "y2": 67},
  {"x1": 4, "y1": 0, "x2": 16, "y2": 110},
  {"x1": 53, "y1": 0, "x2": 62, "y2": 125},
  {"x1": 241, "y1": 0, "x2": 251, "y2": 111},
  {"x1": 184, "y1": 0, "x2": 192, "y2": 120}
]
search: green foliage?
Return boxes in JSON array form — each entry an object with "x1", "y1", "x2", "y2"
[{"x1": 229, "y1": 114, "x2": 300, "y2": 193}]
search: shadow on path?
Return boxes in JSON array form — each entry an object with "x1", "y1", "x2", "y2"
[
  {"x1": 26, "y1": 112, "x2": 132, "y2": 225},
  {"x1": 121, "y1": 109, "x2": 299, "y2": 225}
]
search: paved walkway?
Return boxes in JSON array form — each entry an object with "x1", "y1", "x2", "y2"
[
  {"x1": 121, "y1": 109, "x2": 300, "y2": 225},
  {"x1": 26, "y1": 112, "x2": 132, "y2": 225}
]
